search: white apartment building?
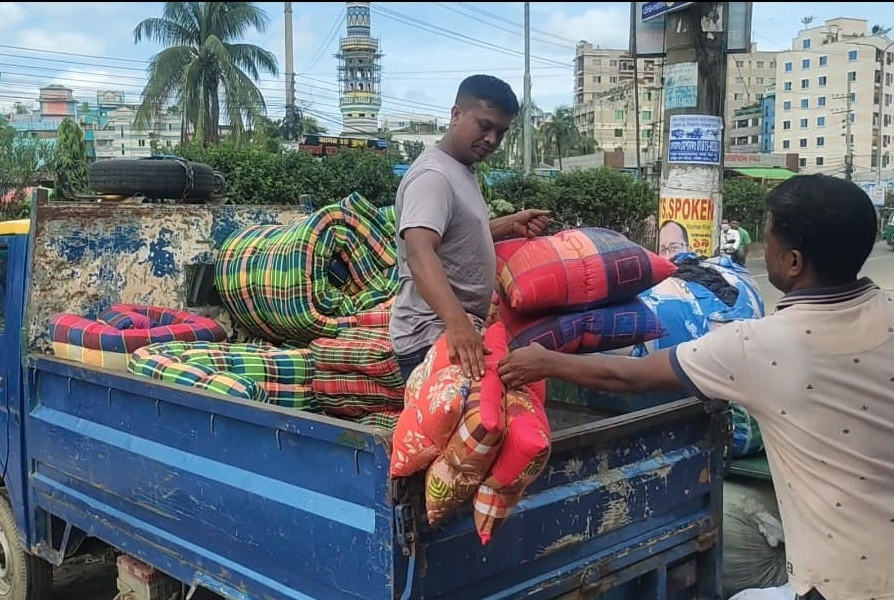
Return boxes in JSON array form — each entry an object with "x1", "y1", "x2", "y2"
[
  {"x1": 774, "y1": 18, "x2": 894, "y2": 179},
  {"x1": 726, "y1": 45, "x2": 778, "y2": 149},
  {"x1": 93, "y1": 91, "x2": 181, "y2": 160},
  {"x1": 573, "y1": 42, "x2": 778, "y2": 161}
]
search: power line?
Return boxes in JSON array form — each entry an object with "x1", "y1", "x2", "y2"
[
  {"x1": 299, "y1": 8, "x2": 345, "y2": 74},
  {"x1": 454, "y1": 2, "x2": 580, "y2": 46},
  {"x1": 370, "y1": 5, "x2": 571, "y2": 70},
  {"x1": 432, "y1": 3, "x2": 573, "y2": 51}
]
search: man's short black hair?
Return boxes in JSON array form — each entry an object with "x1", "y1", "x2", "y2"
[
  {"x1": 766, "y1": 174, "x2": 877, "y2": 283},
  {"x1": 456, "y1": 75, "x2": 519, "y2": 117}
]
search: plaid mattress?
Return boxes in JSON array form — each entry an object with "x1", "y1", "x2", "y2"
[
  {"x1": 216, "y1": 193, "x2": 398, "y2": 344},
  {"x1": 129, "y1": 341, "x2": 316, "y2": 410},
  {"x1": 352, "y1": 411, "x2": 401, "y2": 430},
  {"x1": 312, "y1": 371, "x2": 405, "y2": 401},
  {"x1": 316, "y1": 393, "x2": 403, "y2": 417},
  {"x1": 310, "y1": 328, "x2": 403, "y2": 388},
  {"x1": 50, "y1": 305, "x2": 227, "y2": 371},
  {"x1": 129, "y1": 353, "x2": 269, "y2": 404}
]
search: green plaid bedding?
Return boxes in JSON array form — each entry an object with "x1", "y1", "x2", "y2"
[
  {"x1": 310, "y1": 328, "x2": 403, "y2": 389},
  {"x1": 216, "y1": 193, "x2": 398, "y2": 344},
  {"x1": 352, "y1": 411, "x2": 400, "y2": 430},
  {"x1": 129, "y1": 341, "x2": 316, "y2": 410}
]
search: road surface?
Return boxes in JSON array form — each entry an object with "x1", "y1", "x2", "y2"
[{"x1": 746, "y1": 240, "x2": 894, "y2": 310}]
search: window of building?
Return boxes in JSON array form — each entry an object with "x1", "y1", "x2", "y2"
[
  {"x1": 803, "y1": 39, "x2": 812, "y2": 50},
  {"x1": 734, "y1": 93, "x2": 743, "y2": 101},
  {"x1": 816, "y1": 156, "x2": 824, "y2": 166},
  {"x1": 610, "y1": 59, "x2": 618, "y2": 67},
  {"x1": 770, "y1": 60, "x2": 777, "y2": 68},
  {"x1": 642, "y1": 110, "x2": 652, "y2": 120},
  {"x1": 359, "y1": 113, "x2": 365, "y2": 117},
  {"x1": 757, "y1": 60, "x2": 765, "y2": 68},
  {"x1": 756, "y1": 77, "x2": 765, "y2": 84},
  {"x1": 736, "y1": 60, "x2": 744, "y2": 67},
  {"x1": 615, "y1": 110, "x2": 625, "y2": 119},
  {"x1": 735, "y1": 76, "x2": 744, "y2": 84},
  {"x1": 800, "y1": 157, "x2": 807, "y2": 167},
  {"x1": 850, "y1": 113, "x2": 856, "y2": 123},
  {"x1": 801, "y1": 78, "x2": 810, "y2": 89},
  {"x1": 593, "y1": 75, "x2": 601, "y2": 83},
  {"x1": 886, "y1": 114, "x2": 893, "y2": 127},
  {"x1": 782, "y1": 139, "x2": 791, "y2": 149},
  {"x1": 642, "y1": 129, "x2": 652, "y2": 139},
  {"x1": 886, "y1": 93, "x2": 893, "y2": 107},
  {"x1": 166, "y1": 141, "x2": 171, "y2": 147},
  {"x1": 818, "y1": 96, "x2": 826, "y2": 107},
  {"x1": 801, "y1": 98, "x2": 809, "y2": 109},
  {"x1": 817, "y1": 116, "x2": 825, "y2": 127},
  {"x1": 850, "y1": 92, "x2": 856, "y2": 102},
  {"x1": 614, "y1": 128, "x2": 623, "y2": 138},
  {"x1": 783, "y1": 100, "x2": 792, "y2": 111},
  {"x1": 818, "y1": 76, "x2": 827, "y2": 87},
  {"x1": 644, "y1": 91, "x2": 652, "y2": 101},
  {"x1": 783, "y1": 120, "x2": 791, "y2": 130},
  {"x1": 799, "y1": 138, "x2": 808, "y2": 148},
  {"x1": 802, "y1": 58, "x2": 810, "y2": 69},
  {"x1": 610, "y1": 76, "x2": 618, "y2": 83},
  {"x1": 800, "y1": 118, "x2": 808, "y2": 128},
  {"x1": 593, "y1": 58, "x2": 601, "y2": 66},
  {"x1": 784, "y1": 81, "x2": 792, "y2": 91},
  {"x1": 848, "y1": 71, "x2": 857, "y2": 82},
  {"x1": 817, "y1": 136, "x2": 825, "y2": 146},
  {"x1": 819, "y1": 55, "x2": 828, "y2": 67},
  {"x1": 138, "y1": 139, "x2": 145, "y2": 147},
  {"x1": 121, "y1": 144, "x2": 125, "y2": 156},
  {"x1": 750, "y1": 135, "x2": 759, "y2": 144},
  {"x1": 848, "y1": 49, "x2": 858, "y2": 61},
  {"x1": 785, "y1": 61, "x2": 793, "y2": 72}
]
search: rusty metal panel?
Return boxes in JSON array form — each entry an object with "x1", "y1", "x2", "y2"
[{"x1": 26, "y1": 198, "x2": 306, "y2": 354}]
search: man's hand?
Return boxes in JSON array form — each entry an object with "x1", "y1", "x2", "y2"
[
  {"x1": 491, "y1": 209, "x2": 552, "y2": 241},
  {"x1": 498, "y1": 343, "x2": 553, "y2": 389},
  {"x1": 447, "y1": 317, "x2": 490, "y2": 380}
]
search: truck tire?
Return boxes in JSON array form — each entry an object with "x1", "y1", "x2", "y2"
[
  {"x1": 89, "y1": 159, "x2": 216, "y2": 200},
  {"x1": 0, "y1": 492, "x2": 52, "y2": 600}
]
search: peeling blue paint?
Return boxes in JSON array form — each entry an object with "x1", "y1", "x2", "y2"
[
  {"x1": 52, "y1": 224, "x2": 146, "y2": 263},
  {"x1": 144, "y1": 227, "x2": 178, "y2": 278}
]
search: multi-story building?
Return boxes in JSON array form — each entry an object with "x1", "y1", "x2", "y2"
[
  {"x1": 725, "y1": 44, "x2": 779, "y2": 148},
  {"x1": 774, "y1": 18, "x2": 894, "y2": 178},
  {"x1": 729, "y1": 103, "x2": 763, "y2": 152},
  {"x1": 573, "y1": 43, "x2": 663, "y2": 167},
  {"x1": 760, "y1": 90, "x2": 776, "y2": 153},
  {"x1": 92, "y1": 91, "x2": 181, "y2": 160}
]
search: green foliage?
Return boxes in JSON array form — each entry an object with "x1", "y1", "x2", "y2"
[
  {"x1": 55, "y1": 118, "x2": 91, "y2": 197},
  {"x1": 134, "y1": 2, "x2": 279, "y2": 145},
  {"x1": 176, "y1": 141, "x2": 399, "y2": 207},
  {"x1": 487, "y1": 167, "x2": 655, "y2": 233},
  {"x1": 402, "y1": 140, "x2": 425, "y2": 163},
  {"x1": 723, "y1": 178, "x2": 770, "y2": 240},
  {"x1": 541, "y1": 105, "x2": 579, "y2": 170},
  {"x1": 0, "y1": 122, "x2": 53, "y2": 219}
]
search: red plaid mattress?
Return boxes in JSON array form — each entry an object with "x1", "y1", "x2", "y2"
[{"x1": 50, "y1": 305, "x2": 227, "y2": 371}]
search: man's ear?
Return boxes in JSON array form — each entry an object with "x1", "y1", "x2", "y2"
[
  {"x1": 450, "y1": 104, "x2": 461, "y2": 127},
  {"x1": 788, "y1": 248, "x2": 805, "y2": 279}
]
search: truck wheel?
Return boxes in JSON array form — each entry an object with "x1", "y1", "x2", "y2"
[
  {"x1": 0, "y1": 493, "x2": 52, "y2": 600},
  {"x1": 89, "y1": 159, "x2": 216, "y2": 200}
]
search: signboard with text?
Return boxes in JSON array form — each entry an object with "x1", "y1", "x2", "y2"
[
  {"x1": 299, "y1": 135, "x2": 388, "y2": 156},
  {"x1": 668, "y1": 115, "x2": 723, "y2": 165},
  {"x1": 631, "y1": 2, "x2": 753, "y2": 56},
  {"x1": 642, "y1": 2, "x2": 694, "y2": 22},
  {"x1": 658, "y1": 196, "x2": 716, "y2": 258}
]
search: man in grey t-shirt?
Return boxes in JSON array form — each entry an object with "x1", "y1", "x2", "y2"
[{"x1": 390, "y1": 75, "x2": 549, "y2": 382}]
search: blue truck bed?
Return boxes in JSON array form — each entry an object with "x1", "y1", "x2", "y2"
[{"x1": 0, "y1": 195, "x2": 725, "y2": 599}]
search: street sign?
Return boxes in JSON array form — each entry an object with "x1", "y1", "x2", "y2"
[
  {"x1": 642, "y1": 2, "x2": 694, "y2": 22},
  {"x1": 668, "y1": 115, "x2": 723, "y2": 165}
]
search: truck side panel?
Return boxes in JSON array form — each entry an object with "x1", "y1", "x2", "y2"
[{"x1": 27, "y1": 357, "x2": 396, "y2": 600}]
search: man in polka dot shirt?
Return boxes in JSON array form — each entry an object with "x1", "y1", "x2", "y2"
[{"x1": 500, "y1": 174, "x2": 893, "y2": 600}]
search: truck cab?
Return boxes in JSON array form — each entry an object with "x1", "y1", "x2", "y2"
[{"x1": 0, "y1": 198, "x2": 726, "y2": 600}]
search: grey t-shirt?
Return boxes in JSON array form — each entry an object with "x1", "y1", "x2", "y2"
[{"x1": 390, "y1": 147, "x2": 495, "y2": 355}]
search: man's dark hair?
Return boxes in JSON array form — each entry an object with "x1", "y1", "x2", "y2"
[
  {"x1": 456, "y1": 75, "x2": 519, "y2": 117},
  {"x1": 766, "y1": 174, "x2": 877, "y2": 283}
]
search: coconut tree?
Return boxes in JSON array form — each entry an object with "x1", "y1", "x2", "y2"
[
  {"x1": 541, "y1": 105, "x2": 580, "y2": 170},
  {"x1": 134, "y1": 2, "x2": 279, "y2": 145}
]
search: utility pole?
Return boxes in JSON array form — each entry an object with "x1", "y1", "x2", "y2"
[
  {"x1": 284, "y1": 1, "x2": 297, "y2": 140},
  {"x1": 657, "y1": 3, "x2": 728, "y2": 258},
  {"x1": 523, "y1": 1, "x2": 532, "y2": 175},
  {"x1": 845, "y1": 77, "x2": 854, "y2": 181},
  {"x1": 631, "y1": 3, "x2": 642, "y2": 181}
]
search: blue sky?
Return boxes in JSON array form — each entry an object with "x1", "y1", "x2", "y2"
[{"x1": 1, "y1": 2, "x2": 892, "y2": 131}]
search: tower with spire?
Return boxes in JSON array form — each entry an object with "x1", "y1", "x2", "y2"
[{"x1": 337, "y1": 2, "x2": 382, "y2": 136}]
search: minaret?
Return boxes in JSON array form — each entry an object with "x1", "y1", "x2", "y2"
[{"x1": 337, "y1": 2, "x2": 382, "y2": 136}]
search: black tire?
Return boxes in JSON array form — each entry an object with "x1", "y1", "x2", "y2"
[
  {"x1": 0, "y1": 492, "x2": 52, "y2": 600},
  {"x1": 89, "y1": 159, "x2": 216, "y2": 200}
]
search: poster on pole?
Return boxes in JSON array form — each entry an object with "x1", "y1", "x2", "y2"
[
  {"x1": 668, "y1": 115, "x2": 723, "y2": 164},
  {"x1": 664, "y1": 62, "x2": 698, "y2": 110},
  {"x1": 658, "y1": 195, "x2": 716, "y2": 259},
  {"x1": 642, "y1": 1, "x2": 693, "y2": 22}
]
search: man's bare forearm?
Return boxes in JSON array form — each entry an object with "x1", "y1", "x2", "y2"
[{"x1": 489, "y1": 215, "x2": 516, "y2": 241}]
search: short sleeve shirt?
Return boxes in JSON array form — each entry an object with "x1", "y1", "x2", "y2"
[
  {"x1": 671, "y1": 279, "x2": 894, "y2": 600},
  {"x1": 389, "y1": 147, "x2": 495, "y2": 355}
]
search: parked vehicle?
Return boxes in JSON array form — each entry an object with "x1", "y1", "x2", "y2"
[{"x1": 0, "y1": 190, "x2": 726, "y2": 599}]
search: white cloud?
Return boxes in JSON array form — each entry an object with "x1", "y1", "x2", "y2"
[
  {"x1": 542, "y1": 6, "x2": 630, "y2": 51},
  {"x1": 0, "y1": 3, "x2": 26, "y2": 31},
  {"x1": 16, "y1": 29, "x2": 108, "y2": 57}
]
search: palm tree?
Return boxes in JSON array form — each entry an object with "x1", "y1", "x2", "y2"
[
  {"x1": 134, "y1": 2, "x2": 279, "y2": 145},
  {"x1": 501, "y1": 101, "x2": 544, "y2": 168},
  {"x1": 541, "y1": 105, "x2": 580, "y2": 170}
]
